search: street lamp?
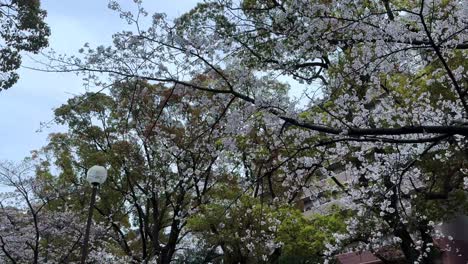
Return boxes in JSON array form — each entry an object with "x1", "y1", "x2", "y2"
[{"x1": 80, "y1": 165, "x2": 107, "y2": 264}]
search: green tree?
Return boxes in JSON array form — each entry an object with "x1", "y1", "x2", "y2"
[
  {"x1": 0, "y1": 0, "x2": 50, "y2": 91},
  {"x1": 188, "y1": 180, "x2": 350, "y2": 264},
  {"x1": 36, "y1": 79, "x2": 245, "y2": 263}
]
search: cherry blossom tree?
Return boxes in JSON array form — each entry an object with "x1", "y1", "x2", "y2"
[
  {"x1": 39, "y1": 0, "x2": 468, "y2": 263},
  {"x1": 0, "y1": 160, "x2": 115, "y2": 263}
]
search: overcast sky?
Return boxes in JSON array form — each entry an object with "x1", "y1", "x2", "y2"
[{"x1": 0, "y1": 0, "x2": 199, "y2": 162}]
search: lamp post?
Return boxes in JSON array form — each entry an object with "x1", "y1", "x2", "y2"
[{"x1": 80, "y1": 165, "x2": 107, "y2": 264}]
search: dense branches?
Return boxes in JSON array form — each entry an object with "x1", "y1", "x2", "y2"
[{"x1": 12, "y1": 0, "x2": 468, "y2": 262}]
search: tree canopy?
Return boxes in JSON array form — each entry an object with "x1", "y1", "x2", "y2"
[
  {"x1": 1, "y1": 0, "x2": 467, "y2": 263},
  {"x1": 0, "y1": 0, "x2": 50, "y2": 91}
]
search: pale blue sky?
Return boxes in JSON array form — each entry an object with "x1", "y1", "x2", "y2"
[{"x1": 0, "y1": 0, "x2": 199, "y2": 162}]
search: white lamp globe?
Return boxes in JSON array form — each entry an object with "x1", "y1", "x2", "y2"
[{"x1": 86, "y1": 165, "x2": 108, "y2": 185}]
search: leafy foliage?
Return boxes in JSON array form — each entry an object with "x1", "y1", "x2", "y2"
[
  {"x1": 2, "y1": 0, "x2": 468, "y2": 263},
  {"x1": 0, "y1": 0, "x2": 50, "y2": 91}
]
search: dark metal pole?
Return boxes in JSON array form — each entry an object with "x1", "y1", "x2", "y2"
[{"x1": 80, "y1": 183, "x2": 98, "y2": 264}]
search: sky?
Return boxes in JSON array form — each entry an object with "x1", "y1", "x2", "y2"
[{"x1": 0, "y1": 0, "x2": 199, "y2": 162}]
